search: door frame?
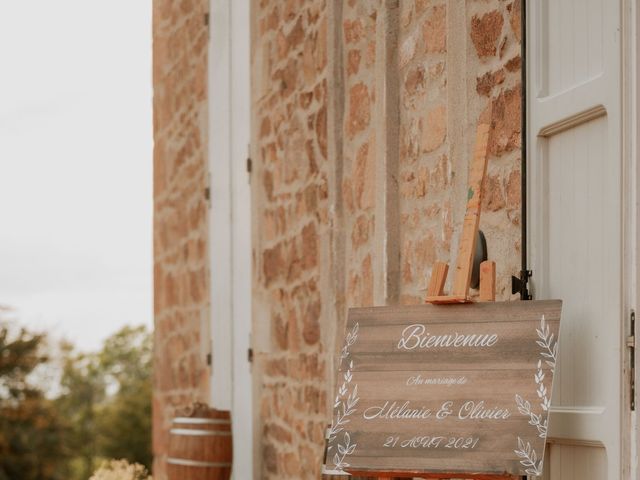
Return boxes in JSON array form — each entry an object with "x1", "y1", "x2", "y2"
[
  {"x1": 208, "y1": 0, "x2": 253, "y2": 477},
  {"x1": 627, "y1": 0, "x2": 639, "y2": 475},
  {"x1": 526, "y1": 0, "x2": 636, "y2": 476}
]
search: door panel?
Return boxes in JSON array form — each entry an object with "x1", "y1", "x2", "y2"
[
  {"x1": 208, "y1": 0, "x2": 253, "y2": 478},
  {"x1": 528, "y1": 0, "x2": 622, "y2": 478},
  {"x1": 543, "y1": 0, "x2": 605, "y2": 96}
]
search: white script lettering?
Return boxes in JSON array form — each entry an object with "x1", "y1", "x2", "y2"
[
  {"x1": 397, "y1": 324, "x2": 499, "y2": 350},
  {"x1": 363, "y1": 401, "x2": 433, "y2": 420},
  {"x1": 458, "y1": 401, "x2": 511, "y2": 420}
]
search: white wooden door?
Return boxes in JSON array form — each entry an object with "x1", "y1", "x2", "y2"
[
  {"x1": 527, "y1": 0, "x2": 628, "y2": 478},
  {"x1": 209, "y1": 0, "x2": 253, "y2": 477}
]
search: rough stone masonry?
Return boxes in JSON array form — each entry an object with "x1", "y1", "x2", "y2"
[
  {"x1": 152, "y1": 0, "x2": 210, "y2": 478},
  {"x1": 153, "y1": 0, "x2": 522, "y2": 478}
]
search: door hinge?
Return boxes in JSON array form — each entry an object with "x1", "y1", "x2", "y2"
[
  {"x1": 205, "y1": 173, "x2": 211, "y2": 208},
  {"x1": 246, "y1": 157, "x2": 252, "y2": 175},
  {"x1": 247, "y1": 347, "x2": 254, "y2": 363},
  {"x1": 511, "y1": 270, "x2": 533, "y2": 300},
  {"x1": 204, "y1": 12, "x2": 210, "y2": 38},
  {"x1": 206, "y1": 352, "x2": 212, "y2": 367},
  {"x1": 629, "y1": 310, "x2": 635, "y2": 411}
]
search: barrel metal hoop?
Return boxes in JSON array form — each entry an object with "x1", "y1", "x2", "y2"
[
  {"x1": 167, "y1": 457, "x2": 232, "y2": 468},
  {"x1": 170, "y1": 428, "x2": 232, "y2": 436},
  {"x1": 172, "y1": 417, "x2": 231, "y2": 425}
]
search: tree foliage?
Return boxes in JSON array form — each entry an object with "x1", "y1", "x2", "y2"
[
  {"x1": 57, "y1": 325, "x2": 153, "y2": 479},
  {"x1": 0, "y1": 315, "x2": 152, "y2": 480},
  {"x1": 96, "y1": 325, "x2": 152, "y2": 469},
  {"x1": 0, "y1": 320, "x2": 69, "y2": 480}
]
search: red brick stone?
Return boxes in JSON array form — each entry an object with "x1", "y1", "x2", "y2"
[
  {"x1": 482, "y1": 174, "x2": 506, "y2": 212},
  {"x1": 302, "y1": 300, "x2": 321, "y2": 345},
  {"x1": 506, "y1": 168, "x2": 521, "y2": 206},
  {"x1": 276, "y1": 30, "x2": 288, "y2": 60},
  {"x1": 347, "y1": 49, "x2": 361, "y2": 76},
  {"x1": 470, "y1": 10, "x2": 504, "y2": 58},
  {"x1": 365, "y1": 40, "x2": 376, "y2": 67},
  {"x1": 361, "y1": 254, "x2": 374, "y2": 306},
  {"x1": 505, "y1": 54, "x2": 521, "y2": 72},
  {"x1": 400, "y1": 28, "x2": 419, "y2": 68},
  {"x1": 273, "y1": 313, "x2": 289, "y2": 350},
  {"x1": 301, "y1": 222, "x2": 318, "y2": 270},
  {"x1": 353, "y1": 140, "x2": 375, "y2": 209},
  {"x1": 315, "y1": 105, "x2": 327, "y2": 160},
  {"x1": 287, "y1": 16, "x2": 304, "y2": 45},
  {"x1": 351, "y1": 214, "x2": 371, "y2": 249},
  {"x1": 423, "y1": 5, "x2": 446, "y2": 53},
  {"x1": 342, "y1": 177, "x2": 354, "y2": 213},
  {"x1": 476, "y1": 68, "x2": 506, "y2": 96},
  {"x1": 344, "y1": 18, "x2": 364, "y2": 43},
  {"x1": 421, "y1": 105, "x2": 447, "y2": 153},
  {"x1": 415, "y1": 0, "x2": 430, "y2": 16},
  {"x1": 401, "y1": 4, "x2": 413, "y2": 28},
  {"x1": 265, "y1": 423, "x2": 293, "y2": 444},
  {"x1": 260, "y1": 116, "x2": 272, "y2": 138},
  {"x1": 283, "y1": 0, "x2": 299, "y2": 22},
  {"x1": 507, "y1": 0, "x2": 522, "y2": 42},
  {"x1": 489, "y1": 85, "x2": 522, "y2": 155},
  {"x1": 263, "y1": 444, "x2": 278, "y2": 473},
  {"x1": 347, "y1": 83, "x2": 371, "y2": 138},
  {"x1": 263, "y1": 243, "x2": 285, "y2": 285},
  {"x1": 415, "y1": 233, "x2": 437, "y2": 270},
  {"x1": 405, "y1": 64, "x2": 426, "y2": 96},
  {"x1": 263, "y1": 169, "x2": 275, "y2": 200},
  {"x1": 316, "y1": 17, "x2": 327, "y2": 72}
]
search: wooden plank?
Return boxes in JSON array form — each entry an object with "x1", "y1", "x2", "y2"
[
  {"x1": 347, "y1": 470, "x2": 518, "y2": 479},
  {"x1": 327, "y1": 300, "x2": 562, "y2": 477},
  {"x1": 425, "y1": 294, "x2": 471, "y2": 304},
  {"x1": 479, "y1": 261, "x2": 496, "y2": 302},
  {"x1": 426, "y1": 262, "x2": 449, "y2": 298},
  {"x1": 450, "y1": 107, "x2": 493, "y2": 299}
]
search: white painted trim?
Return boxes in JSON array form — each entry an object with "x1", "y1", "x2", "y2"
[
  {"x1": 208, "y1": 0, "x2": 253, "y2": 478},
  {"x1": 527, "y1": 1, "x2": 625, "y2": 477},
  {"x1": 208, "y1": 0, "x2": 233, "y2": 412},
  {"x1": 627, "y1": 0, "x2": 639, "y2": 476},
  {"x1": 229, "y1": 0, "x2": 253, "y2": 479}
]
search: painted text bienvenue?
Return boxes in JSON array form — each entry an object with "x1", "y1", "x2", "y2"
[{"x1": 397, "y1": 324, "x2": 499, "y2": 350}]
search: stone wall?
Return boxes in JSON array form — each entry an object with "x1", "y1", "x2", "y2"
[
  {"x1": 397, "y1": 0, "x2": 522, "y2": 304},
  {"x1": 251, "y1": 0, "x2": 522, "y2": 478},
  {"x1": 251, "y1": 0, "x2": 330, "y2": 477},
  {"x1": 151, "y1": 0, "x2": 522, "y2": 477},
  {"x1": 152, "y1": 0, "x2": 210, "y2": 478}
]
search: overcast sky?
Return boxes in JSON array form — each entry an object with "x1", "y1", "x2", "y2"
[{"x1": 0, "y1": 0, "x2": 152, "y2": 351}]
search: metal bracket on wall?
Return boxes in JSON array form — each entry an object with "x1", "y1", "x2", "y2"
[{"x1": 511, "y1": 270, "x2": 532, "y2": 300}]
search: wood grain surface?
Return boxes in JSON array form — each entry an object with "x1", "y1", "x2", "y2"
[{"x1": 326, "y1": 300, "x2": 562, "y2": 477}]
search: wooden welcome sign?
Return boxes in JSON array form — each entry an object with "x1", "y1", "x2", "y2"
[{"x1": 326, "y1": 300, "x2": 562, "y2": 478}]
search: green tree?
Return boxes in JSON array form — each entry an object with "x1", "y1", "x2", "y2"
[
  {"x1": 96, "y1": 325, "x2": 152, "y2": 470},
  {"x1": 56, "y1": 345, "x2": 106, "y2": 480},
  {"x1": 56, "y1": 325, "x2": 153, "y2": 478},
  {"x1": 0, "y1": 316, "x2": 69, "y2": 480}
]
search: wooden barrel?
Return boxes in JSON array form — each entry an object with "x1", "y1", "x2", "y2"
[{"x1": 167, "y1": 408, "x2": 232, "y2": 480}]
